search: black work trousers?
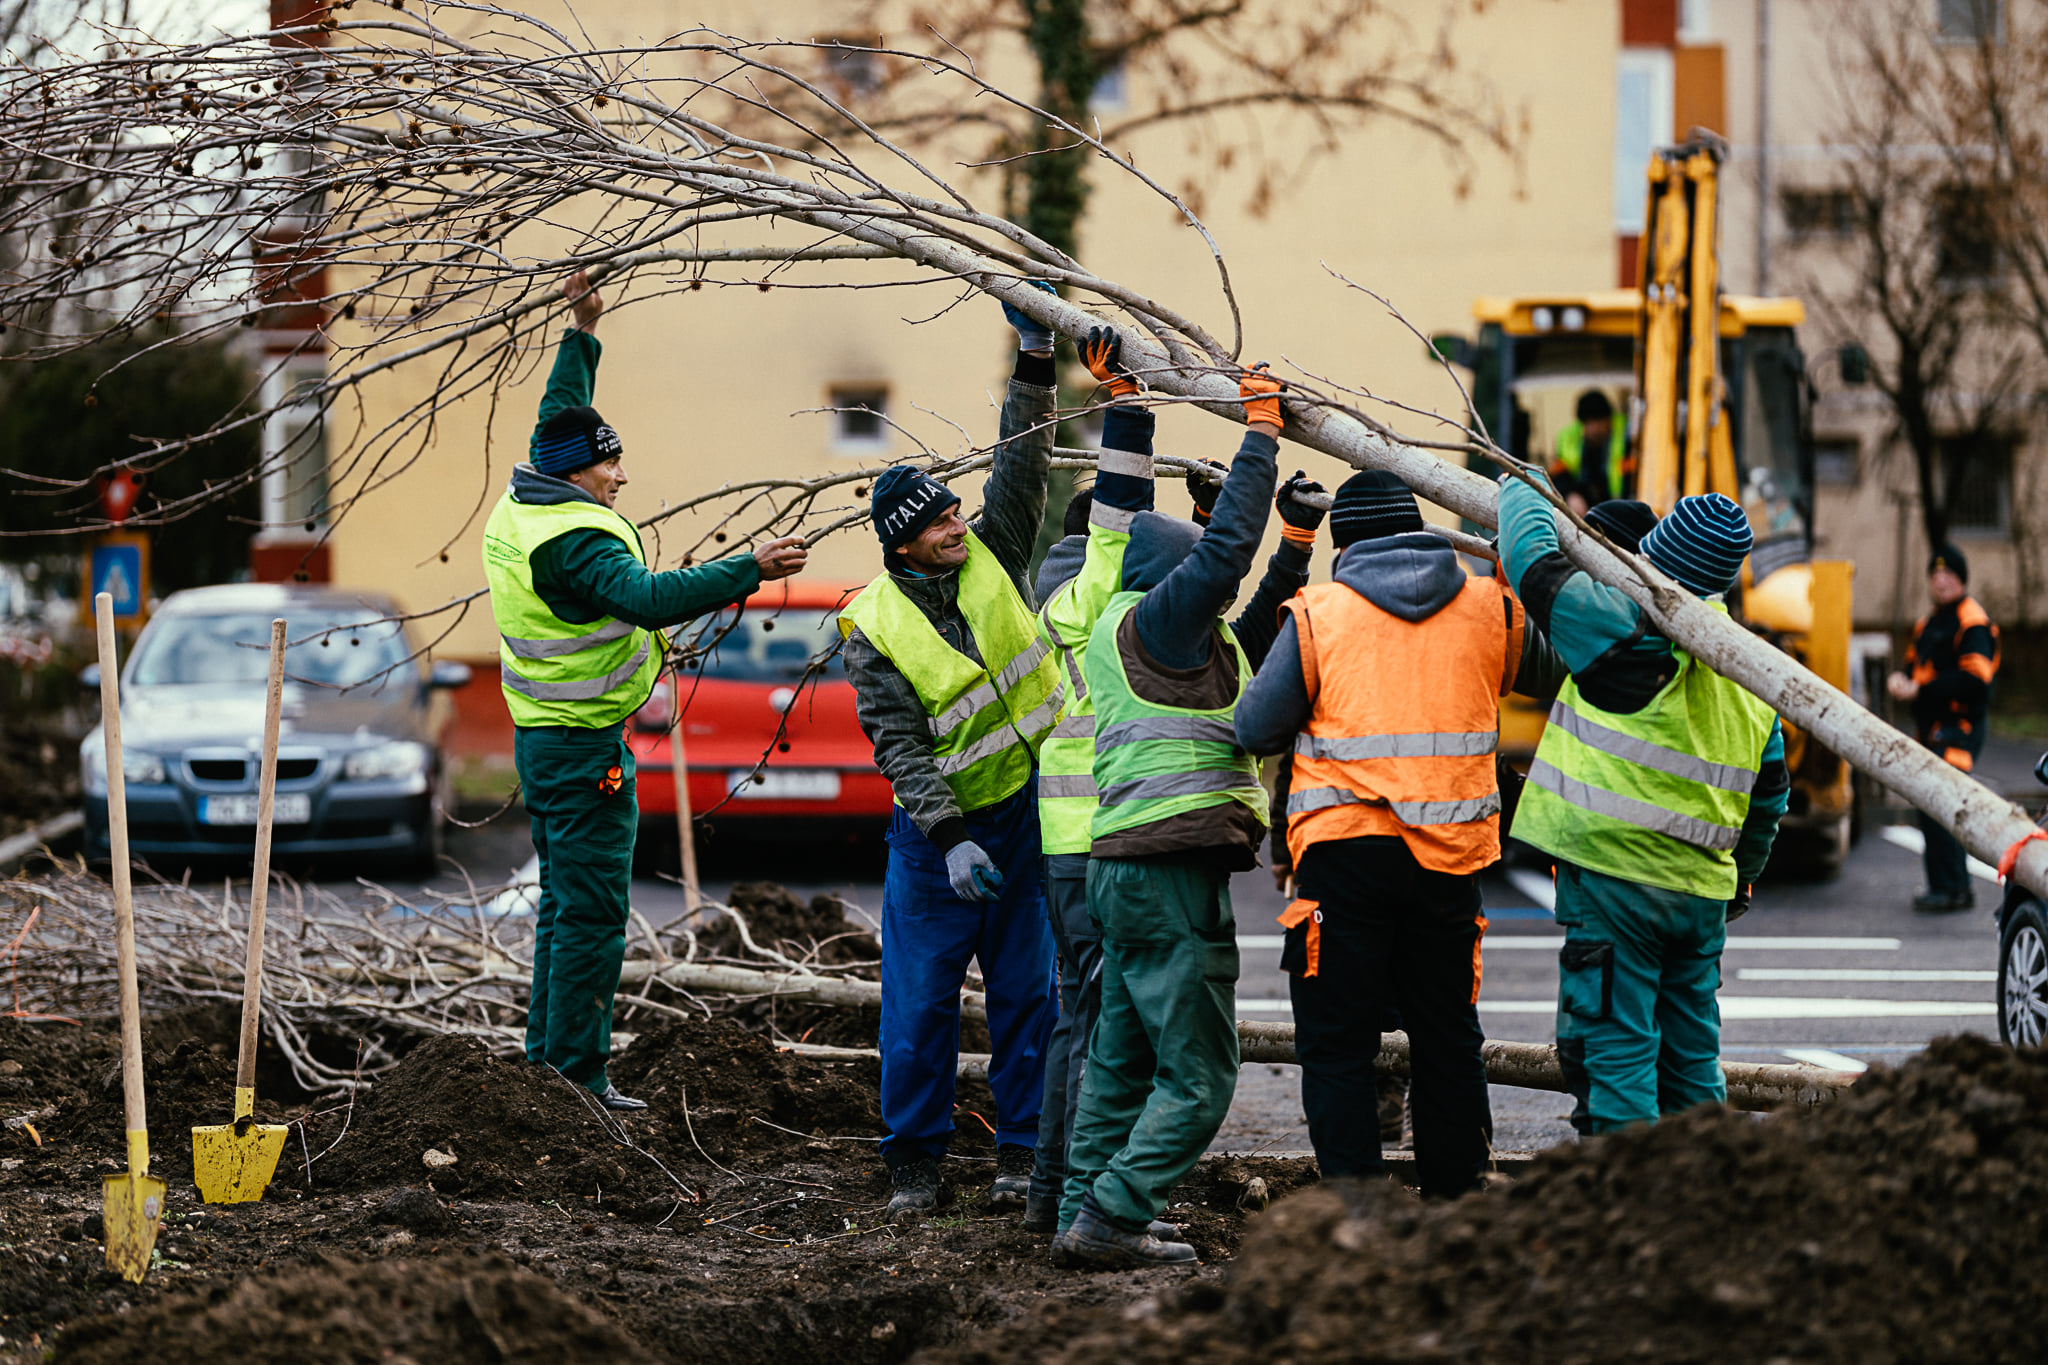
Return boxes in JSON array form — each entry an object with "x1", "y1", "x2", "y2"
[{"x1": 1285, "y1": 835, "x2": 1492, "y2": 1198}]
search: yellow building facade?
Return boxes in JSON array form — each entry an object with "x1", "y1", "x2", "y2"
[{"x1": 321, "y1": 1, "x2": 1622, "y2": 677}]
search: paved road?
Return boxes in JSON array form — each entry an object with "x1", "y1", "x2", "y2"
[{"x1": 384, "y1": 801, "x2": 2014, "y2": 1158}]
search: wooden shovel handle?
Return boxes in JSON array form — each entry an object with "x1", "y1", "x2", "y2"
[
  {"x1": 96, "y1": 594, "x2": 149, "y2": 1150},
  {"x1": 234, "y1": 618, "x2": 287, "y2": 1101}
]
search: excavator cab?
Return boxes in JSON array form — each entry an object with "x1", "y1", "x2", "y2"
[{"x1": 1449, "y1": 137, "x2": 1859, "y2": 875}]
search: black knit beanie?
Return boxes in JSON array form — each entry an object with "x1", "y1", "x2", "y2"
[
  {"x1": 1929, "y1": 541, "x2": 1969, "y2": 583},
  {"x1": 1329, "y1": 470, "x2": 1424, "y2": 548},
  {"x1": 1584, "y1": 499, "x2": 1657, "y2": 555},
  {"x1": 533, "y1": 405, "x2": 622, "y2": 477},
  {"x1": 872, "y1": 465, "x2": 961, "y2": 551}
]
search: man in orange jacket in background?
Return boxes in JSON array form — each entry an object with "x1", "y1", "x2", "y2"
[
  {"x1": 1888, "y1": 543, "x2": 2001, "y2": 913},
  {"x1": 1234, "y1": 471, "x2": 1561, "y2": 1196}
]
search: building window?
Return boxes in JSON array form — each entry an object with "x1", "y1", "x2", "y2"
[
  {"x1": 1812, "y1": 437, "x2": 1859, "y2": 485},
  {"x1": 1937, "y1": 0, "x2": 2003, "y2": 43},
  {"x1": 829, "y1": 386, "x2": 890, "y2": 451},
  {"x1": 1614, "y1": 49, "x2": 1674, "y2": 235},
  {"x1": 818, "y1": 37, "x2": 884, "y2": 100},
  {"x1": 1090, "y1": 62, "x2": 1127, "y2": 113},
  {"x1": 1933, "y1": 183, "x2": 2000, "y2": 282},
  {"x1": 260, "y1": 359, "x2": 328, "y2": 534},
  {"x1": 1782, "y1": 189, "x2": 1855, "y2": 241},
  {"x1": 1940, "y1": 435, "x2": 2013, "y2": 533}
]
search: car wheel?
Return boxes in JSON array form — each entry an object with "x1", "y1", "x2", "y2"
[{"x1": 1999, "y1": 900, "x2": 2048, "y2": 1048}]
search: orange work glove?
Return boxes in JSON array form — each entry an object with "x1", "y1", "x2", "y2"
[
  {"x1": 1240, "y1": 363, "x2": 1286, "y2": 429},
  {"x1": 1083, "y1": 325, "x2": 1141, "y2": 400}
]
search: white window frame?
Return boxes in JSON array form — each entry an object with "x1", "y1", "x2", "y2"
[
  {"x1": 827, "y1": 385, "x2": 892, "y2": 454},
  {"x1": 258, "y1": 357, "x2": 329, "y2": 537},
  {"x1": 1614, "y1": 48, "x2": 1675, "y2": 235}
]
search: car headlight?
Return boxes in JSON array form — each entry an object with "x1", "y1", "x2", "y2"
[
  {"x1": 81, "y1": 744, "x2": 165, "y2": 794},
  {"x1": 344, "y1": 741, "x2": 429, "y2": 783}
]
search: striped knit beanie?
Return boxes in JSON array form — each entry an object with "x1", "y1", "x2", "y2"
[
  {"x1": 1329, "y1": 470, "x2": 1423, "y2": 548},
  {"x1": 1640, "y1": 492, "x2": 1752, "y2": 596},
  {"x1": 533, "y1": 405, "x2": 623, "y2": 477}
]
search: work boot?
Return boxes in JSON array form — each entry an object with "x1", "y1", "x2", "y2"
[
  {"x1": 598, "y1": 1084, "x2": 648, "y2": 1112},
  {"x1": 1022, "y1": 1192, "x2": 1059, "y2": 1234},
  {"x1": 990, "y1": 1144, "x2": 1033, "y2": 1209},
  {"x1": 1912, "y1": 889, "x2": 1975, "y2": 914},
  {"x1": 885, "y1": 1156, "x2": 941, "y2": 1224},
  {"x1": 1051, "y1": 1198, "x2": 1198, "y2": 1269}
]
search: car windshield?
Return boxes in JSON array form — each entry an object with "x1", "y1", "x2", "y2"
[
  {"x1": 129, "y1": 611, "x2": 413, "y2": 690},
  {"x1": 685, "y1": 605, "x2": 845, "y2": 682}
]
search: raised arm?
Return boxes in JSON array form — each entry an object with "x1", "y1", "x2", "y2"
[
  {"x1": 1229, "y1": 470, "x2": 1325, "y2": 669},
  {"x1": 973, "y1": 282, "x2": 1058, "y2": 587},
  {"x1": 531, "y1": 270, "x2": 605, "y2": 455}
]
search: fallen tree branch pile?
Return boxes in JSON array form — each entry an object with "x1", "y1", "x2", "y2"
[{"x1": 1, "y1": 863, "x2": 1853, "y2": 1111}]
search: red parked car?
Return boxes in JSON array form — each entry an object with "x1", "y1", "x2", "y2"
[{"x1": 628, "y1": 580, "x2": 893, "y2": 824}]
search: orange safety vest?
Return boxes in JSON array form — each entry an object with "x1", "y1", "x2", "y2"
[{"x1": 1277, "y1": 575, "x2": 1523, "y2": 975}]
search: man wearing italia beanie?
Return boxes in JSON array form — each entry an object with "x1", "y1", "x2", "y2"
[
  {"x1": 1497, "y1": 473, "x2": 1789, "y2": 1134},
  {"x1": 837, "y1": 283, "x2": 1062, "y2": 1224}
]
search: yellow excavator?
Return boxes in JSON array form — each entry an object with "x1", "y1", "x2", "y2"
[{"x1": 1453, "y1": 134, "x2": 1857, "y2": 874}]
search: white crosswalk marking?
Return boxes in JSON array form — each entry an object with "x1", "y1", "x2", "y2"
[
  {"x1": 1507, "y1": 868, "x2": 1557, "y2": 910},
  {"x1": 1782, "y1": 1048, "x2": 1870, "y2": 1072},
  {"x1": 1233, "y1": 997, "x2": 1995, "y2": 1018},
  {"x1": 1738, "y1": 967, "x2": 1993, "y2": 982}
]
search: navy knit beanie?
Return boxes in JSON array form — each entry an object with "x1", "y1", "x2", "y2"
[
  {"x1": 871, "y1": 465, "x2": 961, "y2": 550},
  {"x1": 533, "y1": 405, "x2": 622, "y2": 477},
  {"x1": 1329, "y1": 470, "x2": 1424, "y2": 548},
  {"x1": 1641, "y1": 492, "x2": 1752, "y2": 596},
  {"x1": 1584, "y1": 499, "x2": 1657, "y2": 555},
  {"x1": 1929, "y1": 541, "x2": 1969, "y2": 583}
]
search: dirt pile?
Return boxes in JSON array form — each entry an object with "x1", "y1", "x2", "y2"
[
  {"x1": 932, "y1": 1035, "x2": 2048, "y2": 1365},
  {"x1": 698, "y1": 883, "x2": 879, "y2": 968},
  {"x1": 53, "y1": 1253, "x2": 655, "y2": 1364}
]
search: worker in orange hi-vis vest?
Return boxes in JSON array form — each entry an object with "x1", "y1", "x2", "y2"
[
  {"x1": 1888, "y1": 542, "x2": 2001, "y2": 913},
  {"x1": 1235, "y1": 470, "x2": 1563, "y2": 1198}
]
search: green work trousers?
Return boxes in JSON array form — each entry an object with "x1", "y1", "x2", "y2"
[
  {"x1": 1552, "y1": 860, "x2": 1726, "y2": 1134},
  {"x1": 515, "y1": 723, "x2": 638, "y2": 1096},
  {"x1": 1059, "y1": 856, "x2": 1240, "y2": 1231}
]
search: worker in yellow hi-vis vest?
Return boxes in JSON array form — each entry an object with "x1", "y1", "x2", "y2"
[{"x1": 482, "y1": 272, "x2": 806, "y2": 1109}]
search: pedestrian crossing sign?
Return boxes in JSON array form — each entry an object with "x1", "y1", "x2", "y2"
[{"x1": 81, "y1": 533, "x2": 150, "y2": 626}]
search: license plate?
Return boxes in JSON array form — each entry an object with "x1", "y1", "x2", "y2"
[
  {"x1": 200, "y1": 793, "x2": 312, "y2": 826},
  {"x1": 727, "y1": 768, "x2": 842, "y2": 801}
]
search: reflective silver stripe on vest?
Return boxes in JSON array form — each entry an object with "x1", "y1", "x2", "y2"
[
  {"x1": 994, "y1": 637, "x2": 1052, "y2": 694},
  {"x1": 1042, "y1": 615, "x2": 1090, "y2": 703},
  {"x1": 1098, "y1": 767, "x2": 1257, "y2": 807},
  {"x1": 1013, "y1": 696, "x2": 1061, "y2": 742},
  {"x1": 1090, "y1": 503, "x2": 1136, "y2": 533},
  {"x1": 929, "y1": 681, "x2": 1001, "y2": 738},
  {"x1": 499, "y1": 617, "x2": 635, "y2": 660},
  {"x1": 1286, "y1": 785, "x2": 1500, "y2": 824},
  {"x1": 1050, "y1": 713, "x2": 1096, "y2": 739},
  {"x1": 1526, "y1": 758, "x2": 1740, "y2": 851},
  {"x1": 1293, "y1": 730, "x2": 1499, "y2": 761},
  {"x1": 1038, "y1": 773, "x2": 1100, "y2": 798},
  {"x1": 499, "y1": 634, "x2": 651, "y2": 703},
  {"x1": 1096, "y1": 447, "x2": 1152, "y2": 476},
  {"x1": 1547, "y1": 701, "x2": 1758, "y2": 793},
  {"x1": 936, "y1": 720, "x2": 1028, "y2": 776},
  {"x1": 1096, "y1": 716, "x2": 1241, "y2": 751}
]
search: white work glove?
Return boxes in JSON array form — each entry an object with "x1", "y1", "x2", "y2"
[{"x1": 946, "y1": 840, "x2": 1004, "y2": 903}]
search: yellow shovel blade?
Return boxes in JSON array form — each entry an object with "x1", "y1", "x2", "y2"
[
  {"x1": 101, "y1": 1168, "x2": 165, "y2": 1284},
  {"x1": 192, "y1": 1118, "x2": 289, "y2": 1205}
]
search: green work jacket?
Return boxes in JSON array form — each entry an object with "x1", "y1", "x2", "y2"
[
  {"x1": 837, "y1": 529, "x2": 1061, "y2": 813},
  {"x1": 1085, "y1": 591, "x2": 1266, "y2": 844},
  {"x1": 1511, "y1": 604, "x2": 1778, "y2": 899},
  {"x1": 482, "y1": 493, "x2": 663, "y2": 728}
]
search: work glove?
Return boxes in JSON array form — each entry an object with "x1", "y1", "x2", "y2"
[
  {"x1": 1726, "y1": 883, "x2": 1753, "y2": 923},
  {"x1": 1083, "y1": 325, "x2": 1141, "y2": 400},
  {"x1": 1188, "y1": 458, "x2": 1226, "y2": 525},
  {"x1": 1276, "y1": 470, "x2": 1327, "y2": 538},
  {"x1": 1240, "y1": 363, "x2": 1286, "y2": 428},
  {"x1": 946, "y1": 840, "x2": 1004, "y2": 903},
  {"x1": 1001, "y1": 279, "x2": 1058, "y2": 353}
]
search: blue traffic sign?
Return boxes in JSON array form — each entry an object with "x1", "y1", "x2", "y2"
[{"x1": 87, "y1": 535, "x2": 149, "y2": 622}]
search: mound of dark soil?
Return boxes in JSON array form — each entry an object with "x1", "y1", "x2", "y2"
[
  {"x1": 697, "y1": 882, "x2": 880, "y2": 968},
  {"x1": 611, "y1": 1016, "x2": 886, "y2": 1144},
  {"x1": 53, "y1": 1253, "x2": 654, "y2": 1364},
  {"x1": 314, "y1": 1033, "x2": 682, "y2": 1207},
  {"x1": 934, "y1": 1036, "x2": 2048, "y2": 1364}
]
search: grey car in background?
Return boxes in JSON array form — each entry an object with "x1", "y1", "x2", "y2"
[{"x1": 81, "y1": 583, "x2": 470, "y2": 872}]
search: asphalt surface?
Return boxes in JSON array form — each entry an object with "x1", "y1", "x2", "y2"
[{"x1": 381, "y1": 774, "x2": 2024, "y2": 1161}]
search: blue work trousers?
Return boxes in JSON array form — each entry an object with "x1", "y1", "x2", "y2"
[
  {"x1": 879, "y1": 782, "x2": 1056, "y2": 1165},
  {"x1": 1553, "y1": 860, "x2": 1727, "y2": 1133}
]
